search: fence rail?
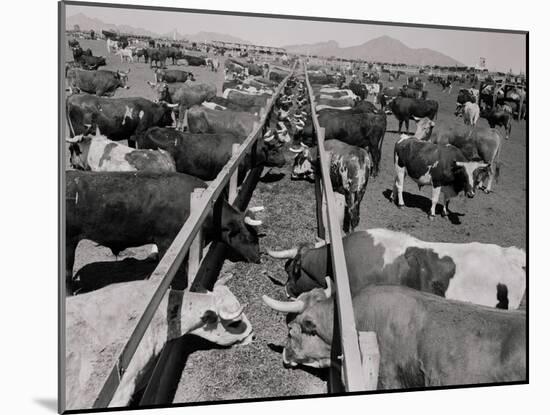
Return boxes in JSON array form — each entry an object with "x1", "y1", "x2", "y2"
[
  {"x1": 92, "y1": 64, "x2": 295, "y2": 408},
  {"x1": 304, "y1": 64, "x2": 379, "y2": 392}
]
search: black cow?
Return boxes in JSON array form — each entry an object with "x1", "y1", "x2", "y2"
[
  {"x1": 66, "y1": 171, "x2": 263, "y2": 295},
  {"x1": 135, "y1": 127, "x2": 286, "y2": 181},
  {"x1": 299, "y1": 111, "x2": 387, "y2": 177},
  {"x1": 66, "y1": 94, "x2": 176, "y2": 145},
  {"x1": 147, "y1": 48, "x2": 167, "y2": 68},
  {"x1": 182, "y1": 55, "x2": 207, "y2": 66},
  {"x1": 66, "y1": 69, "x2": 130, "y2": 96},
  {"x1": 391, "y1": 136, "x2": 490, "y2": 218},
  {"x1": 155, "y1": 69, "x2": 194, "y2": 83},
  {"x1": 481, "y1": 108, "x2": 512, "y2": 139},
  {"x1": 72, "y1": 47, "x2": 106, "y2": 70},
  {"x1": 388, "y1": 96, "x2": 439, "y2": 133}
]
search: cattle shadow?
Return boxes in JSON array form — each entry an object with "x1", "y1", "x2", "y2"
[
  {"x1": 130, "y1": 334, "x2": 228, "y2": 407},
  {"x1": 260, "y1": 171, "x2": 286, "y2": 183},
  {"x1": 267, "y1": 343, "x2": 329, "y2": 382},
  {"x1": 382, "y1": 189, "x2": 465, "y2": 225}
]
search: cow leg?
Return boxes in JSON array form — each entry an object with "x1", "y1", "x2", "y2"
[
  {"x1": 393, "y1": 161, "x2": 406, "y2": 208},
  {"x1": 429, "y1": 186, "x2": 441, "y2": 219},
  {"x1": 405, "y1": 118, "x2": 410, "y2": 134},
  {"x1": 441, "y1": 192, "x2": 450, "y2": 217},
  {"x1": 398, "y1": 119, "x2": 403, "y2": 133},
  {"x1": 506, "y1": 121, "x2": 512, "y2": 139}
]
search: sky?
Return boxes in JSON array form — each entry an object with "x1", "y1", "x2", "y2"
[{"x1": 66, "y1": 4, "x2": 527, "y2": 73}]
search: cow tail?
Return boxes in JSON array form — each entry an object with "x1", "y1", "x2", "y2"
[
  {"x1": 66, "y1": 98, "x2": 75, "y2": 138},
  {"x1": 494, "y1": 135, "x2": 503, "y2": 184}
]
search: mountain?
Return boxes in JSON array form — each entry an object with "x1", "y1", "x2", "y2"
[
  {"x1": 66, "y1": 13, "x2": 159, "y2": 38},
  {"x1": 284, "y1": 35, "x2": 462, "y2": 66},
  {"x1": 66, "y1": 13, "x2": 251, "y2": 44}
]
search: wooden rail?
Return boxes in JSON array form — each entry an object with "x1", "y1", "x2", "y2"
[
  {"x1": 304, "y1": 63, "x2": 379, "y2": 392},
  {"x1": 92, "y1": 64, "x2": 295, "y2": 408}
]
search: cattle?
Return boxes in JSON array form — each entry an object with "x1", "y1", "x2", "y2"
[
  {"x1": 263, "y1": 284, "x2": 525, "y2": 386},
  {"x1": 440, "y1": 78, "x2": 453, "y2": 93},
  {"x1": 106, "y1": 38, "x2": 118, "y2": 53},
  {"x1": 72, "y1": 256, "x2": 158, "y2": 294},
  {"x1": 135, "y1": 126, "x2": 286, "y2": 181},
  {"x1": 267, "y1": 228, "x2": 525, "y2": 307},
  {"x1": 65, "y1": 131, "x2": 176, "y2": 172},
  {"x1": 411, "y1": 116, "x2": 435, "y2": 140},
  {"x1": 72, "y1": 47, "x2": 106, "y2": 70},
  {"x1": 187, "y1": 106, "x2": 261, "y2": 138},
  {"x1": 299, "y1": 111, "x2": 387, "y2": 177},
  {"x1": 66, "y1": 278, "x2": 253, "y2": 410},
  {"x1": 391, "y1": 136, "x2": 491, "y2": 218},
  {"x1": 210, "y1": 96, "x2": 262, "y2": 115},
  {"x1": 289, "y1": 140, "x2": 371, "y2": 232},
  {"x1": 316, "y1": 100, "x2": 379, "y2": 114},
  {"x1": 460, "y1": 101, "x2": 480, "y2": 126},
  {"x1": 115, "y1": 48, "x2": 133, "y2": 63},
  {"x1": 66, "y1": 171, "x2": 263, "y2": 295},
  {"x1": 146, "y1": 47, "x2": 167, "y2": 67},
  {"x1": 181, "y1": 55, "x2": 207, "y2": 66},
  {"x1": 155, "y1": 68, "x2": 194, "y2": 83},
  {"x1": 66, "y1": 94, "x2": 177, "y2": 145},
  {"x1": 223, "y1": 89, "x2": 270, "y2": 108},
  {"x1": 133, "y1": 47, "x2": 148, "y2": 62},
  {"x1": 378, "y1": 86, "x2": 400, "y2": 109},
  {"x1": 431, "y1": 121, "x2": 503, "y2": 193},
  {"x1": 66, "y1": 68, "x2": 130, "y2": 96},
  {"x1": 150, "y1": 81, "x2": 217, "y2": 129},
  {"x1": 388, "y1": 96, "x2": 439, "y2": 133},
  {"x1": 481, "y1": 107, "x2": 512, "y2": 139},
  {"x1": 68, "y1": 38, "x2": 80, "y2": 48}
]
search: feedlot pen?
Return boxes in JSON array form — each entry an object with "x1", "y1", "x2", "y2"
[{"x1": 67, "y1": 40, "x2": 526, "y2": 405}]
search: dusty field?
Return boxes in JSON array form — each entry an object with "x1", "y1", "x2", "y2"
[{"x1": 65, "y1": 39, "x2": 526, "y2": 405}]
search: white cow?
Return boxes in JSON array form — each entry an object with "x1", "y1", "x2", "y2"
[
  {"x1": 106, "y1": 38, "x2": 118, "y2": 54},
  {"x1": 64, "y1": 278, "x2": 253, "y2": 410},
  {"x1": 463, "y1": 102, "x2": 480, "y2": 126},
  {"x1": 115, "y1": 48, "x2": 134, "y2": 63}
]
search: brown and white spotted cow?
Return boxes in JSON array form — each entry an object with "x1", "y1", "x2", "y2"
[
  {"x1": 66, "y1": 130, "x2": 176, "y2": 172},
  {"x1": 391, "y1": 135, "x2": 491, "y2": 219},
  {"x1": 290, "y1": 140, "x2": 371, "y2": 232},
  {"x1": 267, "y1": 228, "x2": 526, "y2": 307}
]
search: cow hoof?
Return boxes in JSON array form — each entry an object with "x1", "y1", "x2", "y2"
[
  {"x1": 397, "y1": 204, "x2": 405, "y2": 210},
  {"x1": 428, "y1": 214, "x2": 436, "y2": 221}
]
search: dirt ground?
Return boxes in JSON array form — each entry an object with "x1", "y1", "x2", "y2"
[{"x1": 65, "y1": 39, "x2": 526, "y2": 405}]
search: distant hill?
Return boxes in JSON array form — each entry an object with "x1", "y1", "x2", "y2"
[
  {"x1": 66, "y1": 13, "x2": 159, "y2": 38},
  {"x1": 284, "y1": 35, "x2": 462, "y2": 66},
  {"x1": 67, "y1": 13, "x2": 251, "y2": 44}
]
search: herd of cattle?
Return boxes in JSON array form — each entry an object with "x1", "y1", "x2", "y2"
[{"x1": 63, "y1": 37, "x2": 526, "y2": 410}]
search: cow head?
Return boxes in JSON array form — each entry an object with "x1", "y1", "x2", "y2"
[
  {"x1": 289, "y1": 144, "x2": 315, "y2": 182},
  {"x1": 153, "y1": 101, "x2": 178, "y2": 127},
  {"x1": 149, "y1": 81, "x2": 172, "y2": 103},
  {"x1": 260, "y1": 130, "x2": 286, "y2": 168},
  {"x1": 453, "y1": 160, "x2": 491, "y2": 198},
  {"x1": 412, "y1": 117, "x2": 435, "y2": 140},
  {"x1": 220, "y1": 201, "x2": 263, "y2": 264},
  {"x1": 116, "y1": 69, "x2": 130, "y2": 89},
  {"x1": 185, "y1": 277, "x2": 254, "y2": 346},
  {"x1": 65, "y1": 129, "x2": 106, "y2": 170},
  {"x1": 262, "y1": 278, "x2": 335, "y2": 368}
]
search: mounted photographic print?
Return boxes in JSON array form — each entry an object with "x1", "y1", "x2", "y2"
[{"x1": 59, "y1": 1, "x2": 528, "y2": 413}]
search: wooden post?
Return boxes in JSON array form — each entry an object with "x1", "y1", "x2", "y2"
[
  {"x1": 358, "y1": 331, "x2": 380, "y2": 391},
  {"x1": 259, "y1": 107, "x2": 267, "y2": 120},
  {"x1": 314, "y1": 128, "x2": 326, "y2": 240},
  {"x1": 188, "y1": 188, "x2": 204, "y2": 285},
  {"x1": 228, "y1": 143, "x2": 240, "y2": 203}
]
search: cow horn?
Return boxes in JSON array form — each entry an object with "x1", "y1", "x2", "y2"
[
  {"x1": 165, "y1": 103, "x2": 179, "y2": 108},
  {"x1": 324, "y1": 277, "x2": 333, "y2": 298},
  {"x1": 262, "y1": 295, "x2": 306, "y2": 314},
  {"x1": 263, "y1": 131, "x2": 275, "y2": 142},
  {"x1": 267, "y1": 248, "x2": 298, "y2": 259},
  {"x1": 218, "y1": 304, "x2": 244, "y2": 321},
  {"x1": 147, "y1": 80, "x2": 157, "y2": 87},
  {"x1": 248, "y1": 206, "x2": 264, "y2": 213},
  {"x1": 412, "y1": 116, "x2": 420, "y2": 121},
  {"x1": 289, "y1": 146, "x2": 303, "y2": 153},
  {"x1": 65, "y1": 135, "x2": 83, "y2": 143},
  {"x1": 244, "y1": 217, "x2": 262, "y2": 227}
]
